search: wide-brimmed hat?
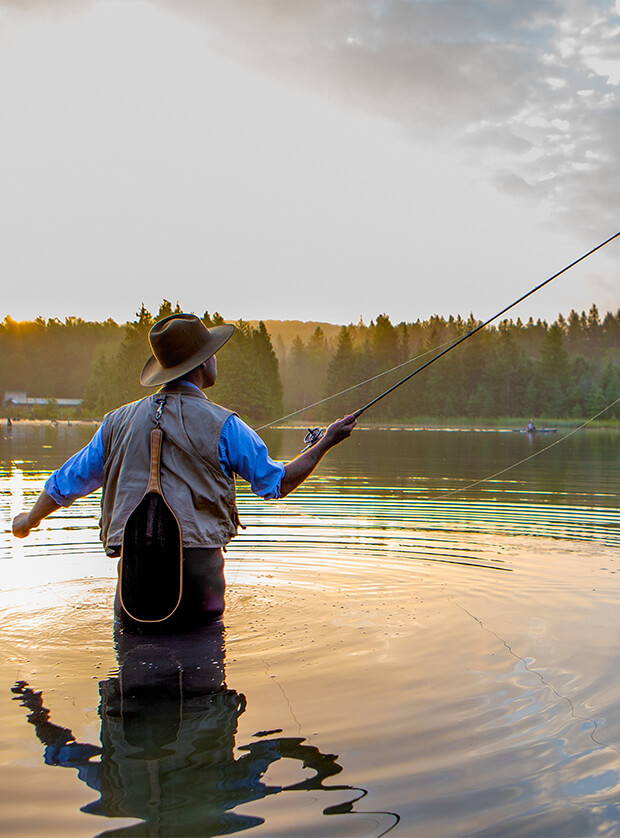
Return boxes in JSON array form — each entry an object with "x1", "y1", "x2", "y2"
[{"x1": 140, "y1": 314, "x2": 235, "y2": 387}]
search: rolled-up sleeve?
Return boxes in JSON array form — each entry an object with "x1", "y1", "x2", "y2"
[
  {"x1": 44, "y1": 424, "x2": 105, "y2": 506},
  {"x1": 218, "y1": 415, "x2": 285, "y2": 499}
]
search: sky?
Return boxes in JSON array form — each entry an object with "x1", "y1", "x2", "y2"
[{"x1": 0, "y1": 0, "x2": 619, "y2": 327}]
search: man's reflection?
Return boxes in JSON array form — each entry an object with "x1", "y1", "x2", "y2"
[{"x1": 12, "y1": 623, "x2": 362, "y2": 837}]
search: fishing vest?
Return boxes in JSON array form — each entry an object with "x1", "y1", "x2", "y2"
[{"x1": 100, "y1": 384, "x2": 240, "y2": 553}]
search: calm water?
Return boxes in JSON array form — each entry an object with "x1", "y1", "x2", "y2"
[{"x1": 0, "y1": 422, "x2": 619, "y2": 837}]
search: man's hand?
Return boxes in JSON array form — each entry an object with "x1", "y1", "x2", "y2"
[
  {"x1": 12, "y1": 491, "x2": 60, "y2": 539},
  {"x1": 12, "y1": 513, "x2": 34, "y2": 539},
  {"x1": 322, "y1": 414, "x2": 358, "y2": 448},
  {"x1": 279, "y1": 414, "x2": 358, "y2": 498}
]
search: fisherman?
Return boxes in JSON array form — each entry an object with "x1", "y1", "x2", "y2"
[
  {"x1": 526, "y1": 420, "x2": 536, "y2": 432},
  {"x1": 12, "y1": 313, "x2": 357, "y2": 628}
]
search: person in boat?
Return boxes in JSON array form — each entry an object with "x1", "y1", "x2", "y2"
[
  {"x1": 12, "y1": 313, "x2": 357, "y2": 629},
  {"x1": 526, "y1": 420, "x2": 536, "y2": 432}
]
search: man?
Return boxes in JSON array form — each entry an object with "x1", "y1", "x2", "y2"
[{"x1": 12, "y1": 313, "x2": 357, "y2": 629}]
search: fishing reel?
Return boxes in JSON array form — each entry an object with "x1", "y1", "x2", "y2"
[{"x1": 301, "y1": 427, "x2": 324, "y2": 452}]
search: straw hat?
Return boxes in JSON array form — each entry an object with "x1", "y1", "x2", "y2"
[{"x1": 140, "y1": 314, "x2": 235, "y2": 387}]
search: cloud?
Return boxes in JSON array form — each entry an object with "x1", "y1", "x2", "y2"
[
  {"x1": 134, "y1": 0, "x2": 618, "y2": 238},
  {"x1": 3, "y1": 1, "x2": 617, "y2": 235}
]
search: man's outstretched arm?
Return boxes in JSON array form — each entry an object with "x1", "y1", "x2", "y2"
[
  {"x1": 12, "y1": 424, "x2": 105, "y2": 538},
  {"x1": 219, "y1": 413, "x2": 358, "y2": 501}
]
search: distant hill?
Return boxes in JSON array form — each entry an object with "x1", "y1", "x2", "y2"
[{"x1": 249, "y1": 319, "x2": 342, "y2": 350}]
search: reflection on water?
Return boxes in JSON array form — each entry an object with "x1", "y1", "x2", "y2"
[
  {"x1": 12, "y1": 624, "x2": 388, "y2": 837},
  {"x1": 1, "y1": 424, "x2": 620, "y2": 836}
]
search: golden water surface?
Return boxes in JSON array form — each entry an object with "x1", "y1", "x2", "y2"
[{"x1": 1, "y1": 424, "x2": 619, "y2": 837}]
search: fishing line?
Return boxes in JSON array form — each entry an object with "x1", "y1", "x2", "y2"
[
  {"x1": 434, "y1": 396, "x2": 620, "y2": 499},
  {"x1": 255, "y1": 229, "x2": 619, "y2": 437},
  {"x1": 260, "y1": 656, "x2": 302, "y2": 735},
  {"x1": 451, "y1": 596, "x2": 620, "y2": 758},
  {"x1": 254, "y1": 334, "x2": 464, "y2": 432}
]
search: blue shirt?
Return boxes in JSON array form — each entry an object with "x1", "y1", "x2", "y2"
[{"x1": 45, "y1": 406, "x2": 285, "y2": 507}]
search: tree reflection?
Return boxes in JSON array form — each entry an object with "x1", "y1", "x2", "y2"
[{"x1": 11, "y1": 623, "x2": 395, "y2": 837}]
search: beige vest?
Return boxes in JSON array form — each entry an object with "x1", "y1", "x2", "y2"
[{"x1": 100, "y1": 384, "x2": 240, "y2": 552}]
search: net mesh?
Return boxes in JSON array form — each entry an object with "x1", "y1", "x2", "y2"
[{"x1": 121, "y1": 492, "x2": 182, "y2": 622}]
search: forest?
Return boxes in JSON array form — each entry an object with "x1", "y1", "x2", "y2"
[{"x1": 0, "y1": 301, "x2": 618, "y2": 425}]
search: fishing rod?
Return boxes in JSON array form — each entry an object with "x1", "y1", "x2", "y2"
[{"x1": 302, "y1": 230, "x2": 620, "y2": 449}]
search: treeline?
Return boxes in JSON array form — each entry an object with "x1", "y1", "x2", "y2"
[
  {"x1": 0, "y1": 301, "x2": 282, "y2": 422},
  {"x1": 280, "y1": 306, "x2": 620, "y2": 421},
  {"x1": 0, "y1": 303, "x2": 618, "y2": 423},
  {"x1": 0, "y1": 315, "x2": 121, "y2": 399}
]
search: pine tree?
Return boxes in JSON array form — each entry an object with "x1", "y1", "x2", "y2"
[
  {"x1": 324, "y1": 327, "x2": 359, "y2": 415},
  {"x1": 209, "y1": 320, "x2": 283, "y2": 423},
  {"x1": 539, "y1": 323, "x2": 570, "y2": 415}
]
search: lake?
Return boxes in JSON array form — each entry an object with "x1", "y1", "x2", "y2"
[{"x1": 1, "y1": 422, "x2": 619, "y2": 837}]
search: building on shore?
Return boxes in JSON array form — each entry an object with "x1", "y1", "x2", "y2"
[{"x1": 2, "y1": 391, "x2": 82, "y2": 409}]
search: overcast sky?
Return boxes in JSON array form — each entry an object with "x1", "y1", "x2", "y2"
[{"x1": 1, "y1": 0, "x2": 619, "y2": 326}]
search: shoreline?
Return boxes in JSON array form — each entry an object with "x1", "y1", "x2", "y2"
[
  {"x1": 263, "y1": 417, "x2": 620, "y2": 431},
  {"x1": 3, "y1": 418, "x2": 101, "y2": 427},
  {"x1": 4, "y1": 417, "x2": 618, "y2": 431}
]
